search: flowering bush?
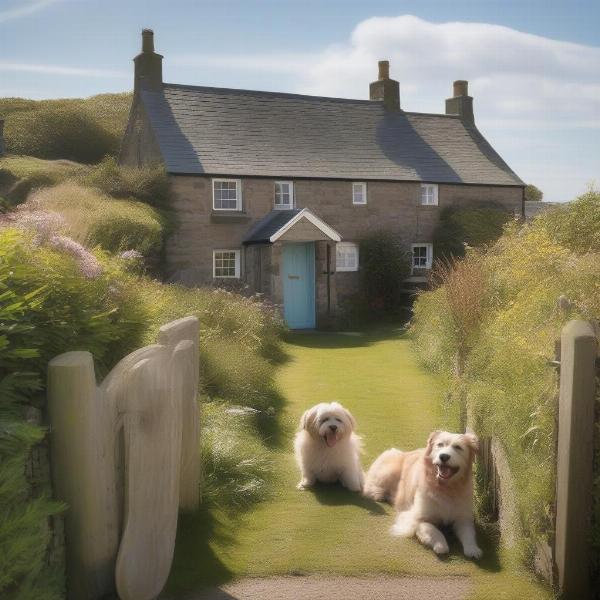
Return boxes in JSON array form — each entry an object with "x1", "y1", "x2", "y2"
[{"x1": 411, "y1": 190, "x2": 600, "y2": 570}]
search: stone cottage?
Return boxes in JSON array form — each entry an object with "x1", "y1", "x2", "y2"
[{"x1": 120, "y1": 29, "x2": 524, "y2": 328}]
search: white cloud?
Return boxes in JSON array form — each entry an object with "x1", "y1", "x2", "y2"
[
  {"x1": 175, "y1": 15, "x2": 599, "y2": 200},
  {"x1": 0, "y1": 61, "x2": 126, "y2": 78},
  {"x1": 0, "y1": 0, "x2": 63, "y2": 24}
]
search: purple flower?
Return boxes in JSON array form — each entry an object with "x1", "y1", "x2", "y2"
[
  {"x1": 119, "y1": 249, "x2": 143, "y2": 260},
  {"x1": 49, "y1": 235, "x2": 103, "y2": 279},
  {"x1": 1, "y1": 209, "x2": 65, "y2": 241}
]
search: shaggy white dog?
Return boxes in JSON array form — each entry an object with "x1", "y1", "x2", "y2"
[
  {"x1": 294, "y1": 402, "x2": 364, "y2": 492},
  {"x1": 363, "y1": 430, "x2": 482, "y2": 558}
]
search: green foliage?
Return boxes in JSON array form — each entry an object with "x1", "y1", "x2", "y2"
[
  {"x1": 537, "y1": 187, "x2": 600, "y2": 253},
  {"x1": 433, "y1": 205, "x2": 512, "y2": 260},
  {"x1": 5, "y1": 106, "x2": 116, "y2": 163},
  {"x1": 0, "y1": 228, "x2": 149, "y2": 599},
  {"x1": 200, "y1": 402, "x2": 272, "y2": 510},
  {"x1": 524, "y1": 184, "x2": 543, "y2": 202},
  {"x1": 28, "y1": 183, "x2": 165, "y2": 258},
  {"x1": 1, "y1": 93, "x2": 131, "y2": 164},
  {"x1": 411, "y1": 192, "x2": 600, "y2": 570},
  {"x1": 359, "y1": 230, "x2": 411, "y2": 312},
  {"x1": 80, "y1": 156, "x2": 169, "y2": 208}
]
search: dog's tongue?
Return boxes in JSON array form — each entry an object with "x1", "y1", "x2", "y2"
[
  {"x1": 325, "y1": 431, "x2": 338, "y2": 448},
  {"x1": 438, "y1": 465, "x2": 453, "y2": 479}
]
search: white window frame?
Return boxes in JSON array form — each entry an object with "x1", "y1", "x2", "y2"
[
  {"x1": 212, "y1": 178, "x2": 242, "y2": 211},
  {"x1": 336, "y1": 242, "x2": 359, "y2": 272},
  {"x1": 420, "y1": 183, "x2": 438, "y2": 206},
  {"x1": 352, "y1": 182, "x2": 367, "y2": 205},
  {"x1": 213, "y1": 249, "x2": 241, "y2": 278},
  {"x1": 411, "y1": 243, "x2": 433, "y2": 270},
  {"x1": 274, "y1": 181, "x2": 294, "y2": 209}
]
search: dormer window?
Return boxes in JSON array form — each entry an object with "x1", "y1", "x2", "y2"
[
  {"x1": 213, "y1": 179, "x2": 242, "y2": 211},
  {"x1": 420, "y1": 184, "x2": 438, "y2": 206},
  {"x1": 352, "y1": 182, "x2": 367, "y2": 205},
  {"x1": 274, "y1": 181, "x2": 294, "y2": 209}
]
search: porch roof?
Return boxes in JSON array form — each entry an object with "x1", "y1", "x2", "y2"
[{"x1": 243, "y1": 208, "x2": 341, "y2": 245}]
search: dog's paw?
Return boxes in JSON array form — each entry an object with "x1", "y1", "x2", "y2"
[
  {"x1": 463, "y1": 545, "x2": 483, "y2": 560},
  {"x1": 296, "y1": 480, "x2": 313, "y2": 490},
  {"x1": 391, "y1": 519, "x2": 416, "y2": 538},
  {"x1": 433, "y1": 541, "x2": 450, "y2": 555}
]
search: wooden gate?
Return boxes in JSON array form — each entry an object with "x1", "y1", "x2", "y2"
[{"x1": 47, "y1": 316, "x2": 201, "y2": 600}]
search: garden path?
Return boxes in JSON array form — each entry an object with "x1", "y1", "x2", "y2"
[{"x1": 165, "y1": 328, "x2": 551, "y2": 600}]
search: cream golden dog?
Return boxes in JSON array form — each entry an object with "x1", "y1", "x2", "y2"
[
  {"x1": 363, "y1": 430, "x2": 482, "y2": 558},
  {"x1": 294, "y1": 402, "x2": 364, "y2": 492}
]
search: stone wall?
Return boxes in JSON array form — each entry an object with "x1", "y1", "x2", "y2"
[{"x1": 165, "y1": 175, "x2": 522, "y2": 288}]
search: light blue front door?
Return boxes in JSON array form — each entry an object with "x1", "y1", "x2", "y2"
[{"x1": 282, "y1": 243, "x2": 315, "y2": 329}]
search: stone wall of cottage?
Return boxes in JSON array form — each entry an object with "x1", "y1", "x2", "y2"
[{"x1": 165, "y1": 175, "x2": 522, "y2": 296}]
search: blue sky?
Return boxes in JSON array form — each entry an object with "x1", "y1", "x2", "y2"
[{"x1": 1, "y1": 0, "x2": 599, "y2": 202}]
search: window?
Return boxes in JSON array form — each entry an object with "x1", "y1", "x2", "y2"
[
  {"x1": 274, "y1": 181, "x2": 294, "y2": 209},
  {"x1": 352, "y1": 182, "x2": 367, "y2": 205},
  {"x1": 213, "y1": 249, "x2": 240, "y2": 278},
  {"x1": 213, "y1": 179, "x2": 242, "y2": 211},
  {"x1": 411, "y1": 243, "x2": 433, "y2": 269},
  {"x1": 336, "y1": 242, "x2": 359, "y2": 272},
  {"x1": 420, "y1": 184, "x2": 438, "y2": 206}
]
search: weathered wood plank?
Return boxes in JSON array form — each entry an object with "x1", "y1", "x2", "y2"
[
  {"x1": 48, "y1": 351, "x2": 117, "y2": 599},
  {"x1": 555, "y1": 320, "x2": 597, "y2": 599}
]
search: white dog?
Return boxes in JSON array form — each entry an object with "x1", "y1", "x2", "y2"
[
  {"x1": 294, "y1": 402, "x2": 364, "y2": 492},
  {"x1": 363, "y1": 430, "x2": 482, "y2": 558}
]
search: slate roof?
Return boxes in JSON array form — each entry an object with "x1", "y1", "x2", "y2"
[
  {"x1": 243, "y1": 208, "x2": 341, "y2": 244},
  {"x1": 140, "y1": 83, "x2": 523, "y2": 186},
  {"x1": 243, "y1": 209, "x2": 302, "y2": 244}
]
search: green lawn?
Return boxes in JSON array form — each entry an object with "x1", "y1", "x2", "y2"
[{"x1": 167, "y1": 328, "x2": 552, "y2": 599}]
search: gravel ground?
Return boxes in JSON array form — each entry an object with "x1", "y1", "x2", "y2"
[{"x1": 173, "y1": 575, "x2": 472, "y2": 600}]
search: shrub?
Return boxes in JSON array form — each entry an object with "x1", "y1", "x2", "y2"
[
  {"x1": 537, "y1": 187, "x2": 600, "y2": 254},
  {"x1": 25, "y1": 183, "x2": 165, "y2": 258},
  {"x1": 0, "y1": 228, "x2": 148, "y2": 599},
  {"x1": 411, "y1": 192, "x2": 600, "y2": 570},
  {"x1": 81, "y1": 157, "x2": 169, "y2": 208},
  {"x1": 359, "y1": 230, "x2": 411, "y2": 312},
  {"x1": 1, "y1": 93, "x2": 132, "y2": 164},
  {"x1": 524, "y1": 184, "x2": 543, "y2": 202},
  {"x1": 5, "y1": 106, "x2": 116, "y2": 163},
  {"x1": 432, "y1": 205, "x2": 513, "y2": 260}
]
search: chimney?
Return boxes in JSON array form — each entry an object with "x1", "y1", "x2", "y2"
[
  {"x1": 0, "y1": 120, "x2": 5, "y2": 156},
  {"x1": 445, "y1": 80, "x2": 474, "y2": 125},
  {"x1": 369, "y1": 60, "x2": 400, "y2": 111},
  {"x1": 134, "y1": 29, "x2": 163, "y2": 93}
]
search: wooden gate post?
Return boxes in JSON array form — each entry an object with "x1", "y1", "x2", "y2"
[{"x1": 555, "y1": 320, "x2": 598, "y2": 599}]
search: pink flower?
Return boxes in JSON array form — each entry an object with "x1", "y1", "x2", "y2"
[
  {"x1": 119, "y1": 249, "x2": 143, "y2": 260},
  {"x1": 49, "y1": 235, "x2": 103, "y2": 279}
]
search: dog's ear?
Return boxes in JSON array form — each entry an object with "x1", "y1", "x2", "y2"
[
  {"x1": 341, "y1": 406, "x2": 357, "y2": 431},
  {"x1": 426, "y1": 430, "x2": 442, "y2": 454},
  {"x1": 300, "y1": 406, "x2": 318, "y2": 432},
  {"x1": 464, "y1": 432, "x2": 480, "y2": 456}
]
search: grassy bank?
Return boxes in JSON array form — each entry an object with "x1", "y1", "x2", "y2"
[
  {"x1": 411, "y1": 190, "x2": 600, "y2": 581},
  {"x1": 166, "y1": 329, "x2": 551, "y2": 600}
]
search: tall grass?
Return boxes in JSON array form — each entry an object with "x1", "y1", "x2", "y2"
[
  {"x1": 1, "y1": 93, "x2": 131, "y2": 163},
  {"x1": 411, "y1": 190, "x2": 600, "y2": 571},
  {"x1": 25, "y1": 183, "x2": 165, "y2": 257}
]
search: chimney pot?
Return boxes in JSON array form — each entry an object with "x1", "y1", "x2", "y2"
[
  {"x1": 134, "y1": 28, "x2": 163, "y2": 92},
  {"x1": 378, "y1": 60, "x2": 390, "y2": 80},
  {"x1": 453, "y1": 80, "x2": 469, "y2": 97},
  {"x1": 445, "y1": 80, "x2": 474, "y2": 125},
  {"x1": 370, "y1": 60, "x2": 400, "y2": 111},
  {"x1": 142, "y1": 29, "x2": 155, "y2": 54}
]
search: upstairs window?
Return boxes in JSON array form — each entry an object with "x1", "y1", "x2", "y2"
[
  {"x1": 213, "y1": 179, "x2": 242, "y2": 211},
  {"x1": 213, "y1": 249, "x2": 240, "y2": 278},
  {"x1": 336, "y1": 242, "x2": 359, "y2": 272},
  {"x1": 420, "y1": 184, "x2": 438, "y2": 206},
  {"x1": 352, "y1": 182, "x2": 367, "y2": 205},
  {"x1": 411, "y1": 243, "x2": 433, "y2": 269},
  {"x1": 274, "y1": 181, "x2": 294, "y2": 209}
]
